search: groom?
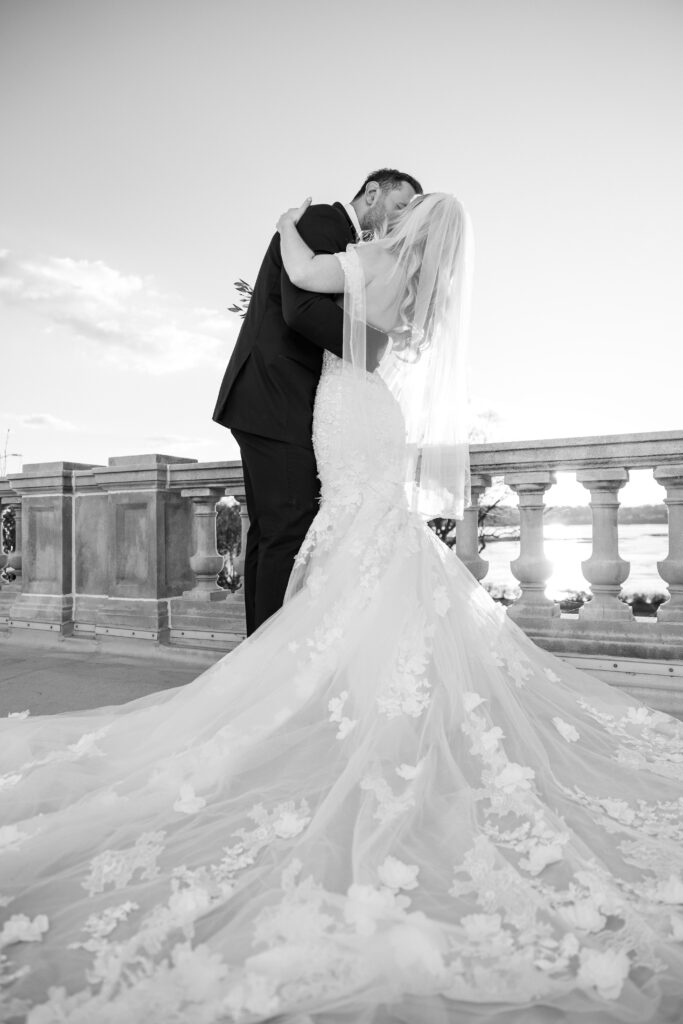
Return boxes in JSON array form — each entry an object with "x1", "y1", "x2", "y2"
[{"x1": 213, "y1": 168, "x2": 422, "y2": 635}]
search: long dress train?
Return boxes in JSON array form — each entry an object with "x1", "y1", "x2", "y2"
[{"x1": 1, "y1": 344, "x2": 683, "y2": 1022}]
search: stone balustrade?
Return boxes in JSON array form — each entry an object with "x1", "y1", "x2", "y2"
[
  {"x1": 0, "y1": 455, "x2": 247, "y2": 649},
  {"x1": 454, "y1": 430, "x2": 683, "y2": 711},
  {"x1": 2, "y1": 430, "x2": 683, "y2": 710}
]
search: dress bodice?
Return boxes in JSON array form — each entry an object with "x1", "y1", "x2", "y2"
[{"x1": 313, "y1": 351, "x2": 408, "y2": 515}]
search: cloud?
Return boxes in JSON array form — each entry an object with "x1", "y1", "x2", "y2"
[
  {"x1": 0, "y1": 249, "x2": 238, "y2": 374},
  {"x1": 17, "y1": 413, "x2": 77, "y2": 431}
]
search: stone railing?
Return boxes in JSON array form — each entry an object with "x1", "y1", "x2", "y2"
[
  {"x1": 459, "y1": 430, "x2": 683, "y2": 710},
  {"x1": 1, "y1": 431, "x2": 683, "y2": 708},
  {"x1": 0, "y1": 456, "x2": 248, "y2": 649}
]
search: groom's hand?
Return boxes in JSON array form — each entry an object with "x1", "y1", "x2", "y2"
[{"x1": 276, "y1": 197, "x2": 312, "y2": 234}]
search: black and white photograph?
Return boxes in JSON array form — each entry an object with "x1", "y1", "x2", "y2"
[{"x1": 1, "y1": 2, "x2": 683, "y2": 1021}]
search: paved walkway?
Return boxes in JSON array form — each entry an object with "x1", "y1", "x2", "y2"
[{"x1": 0, "y1": 631, "x2": 223, "y2": 717}]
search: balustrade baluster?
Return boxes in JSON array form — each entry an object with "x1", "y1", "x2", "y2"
[
  {"x1": 455, "y1": 474, "x2": 490, "y2": 581},
  {"x1": 577, "y1": 469, "x2": 631, "y2": 620},
  {"x1": 654, "y1": 465, "x2": 683, "y2": 623},
  {"x1": 504, "y1": 471, "x2": 558, "y2": 621},
  {"x1": 181, "y1": 488, "x2": 227, "y2": 601}
]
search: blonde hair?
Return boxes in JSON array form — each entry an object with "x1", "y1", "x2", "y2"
[{"x1": 371, "y1": 194, "x2": 465, "y2": 360}]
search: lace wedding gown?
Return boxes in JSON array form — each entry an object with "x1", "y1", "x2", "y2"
[{"x1": 2, "y1": 327, "x2": 683, "y2": 1022}]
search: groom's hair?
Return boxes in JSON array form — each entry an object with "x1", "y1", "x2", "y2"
[{"x1": 353, "y1": 168, "x2": 423, "y2": 200}]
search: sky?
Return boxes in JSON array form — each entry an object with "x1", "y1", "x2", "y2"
[{"x1": 1, "y1": 0, "x2": 682, "y2": 506}]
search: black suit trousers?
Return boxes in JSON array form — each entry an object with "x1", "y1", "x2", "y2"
[{"x1": 232, "y1": 430, "x2": 319, "y2": 636}]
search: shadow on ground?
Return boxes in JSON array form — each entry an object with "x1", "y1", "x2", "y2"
[{"x1": 0, "y1": 632, "x2": 223, "y2": 716}]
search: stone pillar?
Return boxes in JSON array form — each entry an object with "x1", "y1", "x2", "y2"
[
  {"x1": 455, "y1": 474, "x2": 490, "y2": 582},
  {"x1": 504, "y1": 471, "x2": 559, "y2": 622},
  {"x1": 92, "y1": 455, "x2": 196, "y2": 642},
  {"x1": 69, "y1": 465, "x2": 109, "y2": 636},
  {"x1": 7, "y1": 462, "x2": 98, "y2": 635},
  {"x1": 181, "y1": 488, "x2": 227, "y2": 600},
  {"x1": 654, "y1": 464, "x2": 683, "y2": 623},
  {"x1": 577, "y1": 468, "x2": 631, "y2": 620}
]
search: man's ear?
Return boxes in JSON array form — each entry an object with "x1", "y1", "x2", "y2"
[{"x1": 364, "y1": 181, "x2": 381, "y2": 207}]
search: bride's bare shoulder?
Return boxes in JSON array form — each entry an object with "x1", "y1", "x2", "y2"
[{"x1": 355, "y1": 244, "x2": 396, "y2": 283}]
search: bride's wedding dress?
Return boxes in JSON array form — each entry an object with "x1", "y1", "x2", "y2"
[{"x1": 2, "y1": 276, "x2": 683, "y2": 1024}]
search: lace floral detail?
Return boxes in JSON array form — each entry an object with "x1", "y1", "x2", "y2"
[
  {"x1": 552, "y1": 717, "x2": 579, "y2": 742},
  {"x1": 376, "y1": 612, "x2": 434, "y2": 719},
  {"x1": 328, "y1": 691, "x2": 357, "y2": 740},
  {"x1": 377, "y1": 856, "x2": 420, "y2": 891},
  {"x1": 17, "y1": 802, "x2": 316, "y2": 1021},
  {"x1": 69, "y1": 901, "x2": 139, "y2": 949},
  {"x1": 234, "y1": 806, "x2": 311, "y2": 877},
  {"x1": 450, "y1": 837, "x2": 540, "y2": 928},
  {"x1": 577, "y1": 699, "x2": 683, "y2": 779},
  {"x1": 446, "y1": 835, "x2": 650, "y2": 1001},
  {"x1": 0, "y1": 913, "x2": 49, "y2": 950},
  {"x1": 292, "y1": 601, "x2": 351, "y2": 699},
  {"x1": 557, "y1": 780, "x2": 683, "y2": 844},
  {"x1": 360, "y1": 768, "x2": 417, "y2": 824},
  {"x1": 396, "y1": 758, "x2": 426, "y2": 781},
  {"x1": 82, "y1": 831, "x2": 166, "y2": 896},
  {"x1": 491, "y1": 631, "x2": 533, "y2": 688},
  {"x1": 11, "y1": 725, "x2": 112, "y2": 780},
  {"x1": 239, "y1": 859, "x2": 450, "y2": 1013},
  {"x1": 461, "y1": 694, "x2": 540, "y2": 814},
  {"x1": 232, "y1": 864, "x2": 354, "y2": 1017},
  {"x1": 449, "y1": 692, "x2": 673, "y2": 996}
]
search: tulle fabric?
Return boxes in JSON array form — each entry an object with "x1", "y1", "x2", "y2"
[{"x1": 2, "y1": 348, "x2": 683, "y2": 1019}]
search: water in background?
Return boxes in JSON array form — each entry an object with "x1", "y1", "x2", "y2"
[{"x1": 481, "y1": 523, "x2": 669, "y2": 600}]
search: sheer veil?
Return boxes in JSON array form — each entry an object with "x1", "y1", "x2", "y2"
[{"x1": 341, "y1": 192, "x2": 474, "y2": 520}]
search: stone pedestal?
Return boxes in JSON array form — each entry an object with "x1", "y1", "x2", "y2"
[
  {"x1": 505, "y1": 471, "x2": 559, "y2": 622},
  {"x1": 7, "y1": 463, "x2": 98, "y2": 635},
  {"x1": 88, "y1": 455, "x2": 195, "y2": 642},
  {"x1": 654, "y1": 464, "x2": 683, "y2": 624},
  {"x1": 455, "y1": 474, "x2": 490, "y2": 581},
  {"x1": 577, "y1": 469, "x2": 631, "y2": 621},
  {"x1": 169, "y1": 595, "x2": 246, "y2": 651},
  {"x1": 69, "y1": 465, "x2": 108, "y2": 637}
]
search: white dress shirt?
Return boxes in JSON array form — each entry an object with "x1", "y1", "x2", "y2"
[{"x1": 343, "y1": 203, "x2": 362, "y2": 242}]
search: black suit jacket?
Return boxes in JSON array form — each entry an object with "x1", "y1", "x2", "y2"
[{"x1": 212, "y1": 202, "x2": 357, "y2": 449}]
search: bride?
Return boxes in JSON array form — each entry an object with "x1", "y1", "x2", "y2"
[{"x1": 1, "y1": 193, "x2": 683, "y2": 1024}]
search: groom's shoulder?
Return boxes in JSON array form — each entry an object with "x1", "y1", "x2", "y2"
[
  {"x1": 298, "y1": 201, "x2": 351, "y2": 247},
  {"x1": 304, "y1": 201, "x2": 346, "y2": 224}
]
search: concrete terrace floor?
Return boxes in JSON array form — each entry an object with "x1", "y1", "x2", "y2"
[{"x1": 0, "y1": 631, "x2": 223, "y2": 717}]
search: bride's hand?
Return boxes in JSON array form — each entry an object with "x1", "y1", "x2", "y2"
[{"x1": 276, "y1": 197, "x2": 312, "y2": 233}]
